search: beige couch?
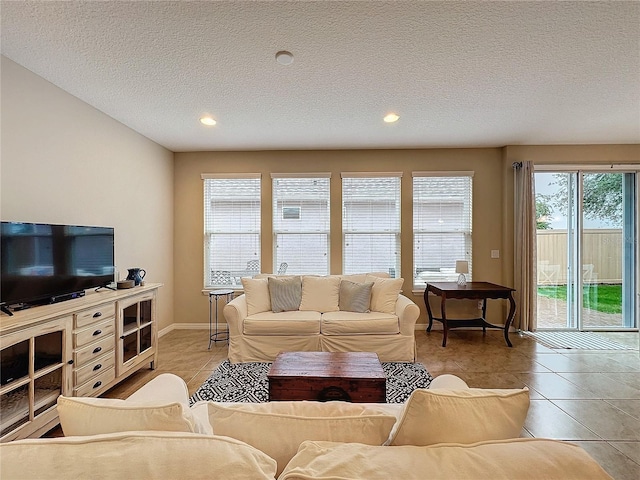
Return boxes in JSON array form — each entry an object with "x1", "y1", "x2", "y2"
[
  {"x1": 0, "y1": 373, "x2": 612, "y2": 480},
  {"x1": 223, "y1": 273, "x2": 420, "y2": 363}
]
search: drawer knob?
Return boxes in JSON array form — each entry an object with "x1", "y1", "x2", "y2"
[
  {"x1": 93, "y1": 364, "x2": 102, "y2": 371},
  {"x1": 67, "y1": 359, "x2": 74, "y2": 365},
  {"x1": 93, "y1": 312, "x2": 103, "y2": 318},
  {"x1": 93, "y1": 380, "x2": 102, "y2": 389},
  {"x1": 93, "y1": 329, "x2": 102, "y2": 336},
  {"x1": 93, "y1": 346, "x2": 102, "y2": 354}
]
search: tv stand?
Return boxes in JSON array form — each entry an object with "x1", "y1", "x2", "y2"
[
  {"x1": 0, "y1": 305, "x2": 13, "y2": 316},
  {"x1": 1, "y1": 283, "x2": 161, "y2": 442}
]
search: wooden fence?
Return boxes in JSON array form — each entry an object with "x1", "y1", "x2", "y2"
[{"x1": 537, "y1": 229, "x2": 622, "y2": 284}]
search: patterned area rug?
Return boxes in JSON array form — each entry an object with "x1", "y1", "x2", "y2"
[
  {"x1": 523, "y1": 331, "x2": 637, "y2": 350},
  {"x1": 190, "y1": 360, "x2": 432, "y2": 405}
]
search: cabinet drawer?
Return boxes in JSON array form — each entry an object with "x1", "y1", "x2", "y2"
[
  {"x1": 73, "y1": 367, "x2": 115, "y2": 397},
  {"x1": 73, "y1": 319, "x2": 115, "y2": 348},
  {"x1": 73, "y1": 335, "x2": 115, "y2": 368},
  {"x1": 74, "y1": 303, "x2": 116, "y2": 329},
  {"x1": 74, "y1": 352, "x2": 115, "y2": 386}
]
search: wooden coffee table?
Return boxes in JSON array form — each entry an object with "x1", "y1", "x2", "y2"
[{"x1": 267, "y1": 351, "x2": 386, "y2": 403}]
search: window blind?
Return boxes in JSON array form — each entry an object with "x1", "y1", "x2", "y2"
[
  {"x1": 203, "y1": 176, "x2": 261, "y2": 287},
  {"x1": 272, "y1": 176, "x2": 330, "y2": 275},
  {"x1": 342, "y1": 175, "x2": 401, "y2": 276},
  {"x1": 413, "y1": 174, "x2": 473, "y2": 287}
]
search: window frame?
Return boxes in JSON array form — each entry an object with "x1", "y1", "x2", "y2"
[
  {"x1": 341, "y1": 172, "x2": 402, "y2": 277},
  {"x1": 202, "y1": 174, "x2": 261, "y2": 289},
  {"x1": 412, "y1": 171, "x2": 473, "y2": 290},
  {"x1": 272, "y1": 173, "x2": 331, "y2": 276}
]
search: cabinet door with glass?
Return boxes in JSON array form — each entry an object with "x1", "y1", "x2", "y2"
[
  {"x1": 116, "y1": 291, "x2": 157, "y2": 376},
  {"x1": 0, "y1": 316, "x2": 72, "y2": 442}
]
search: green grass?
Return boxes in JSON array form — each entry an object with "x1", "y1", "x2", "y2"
[{"x1": 537, "y1": 284, "x2": 622, "y2": 314}]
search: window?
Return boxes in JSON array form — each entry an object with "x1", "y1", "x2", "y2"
[
  {"x1": 342, "y1": 173, "x2": 401, "y2": 276},
  {"x1": 203, "y1": 174, "x2": 261, "y2": 288},
  {"x1": 272, "y1": 174, "x2": 330, "y2": 275},
  {"x1": 413, "y1": 172, "x2": 473, "y2": 288}
]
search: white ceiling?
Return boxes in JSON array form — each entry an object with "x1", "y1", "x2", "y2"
[{"x1": 1, "y1": 1, "x2": 639, "y2": 152}]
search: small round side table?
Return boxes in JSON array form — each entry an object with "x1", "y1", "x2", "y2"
[{"x1": 208, "y1": 289, "x2": 234, "y2": 349}]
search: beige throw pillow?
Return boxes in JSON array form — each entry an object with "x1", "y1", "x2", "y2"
[
  {"x1": 207, "y1": 402, "x2": 396, "y2": 476},
  {"x1": 389, "y1": 387, "x2": 530, "y2": 446},
  {"x1": 268, "y1": 276, "x2": 302, "y2": 312},
  {"x1": 365, "y1": 275, "x2": 404, "y2": 314},
  {"x1": 299, "y1": 275, "x2": 340, "y2": 312},
  {"x1": 339, "y1": 280, "x2": 373, "y2": 312},
  {"x1": 241, "y1": 277, "x2": 271, "y2": 315},
  {"x1": 0, "y1": 432, "x2": 277, "y2": 480},
  {"x1": 56, "y1": 396, "x2": 198, "y2": 436}
]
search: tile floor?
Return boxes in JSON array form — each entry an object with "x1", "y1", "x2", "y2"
[{"x1": 103, "y1": 328, "x2": 640, "y2": 480}]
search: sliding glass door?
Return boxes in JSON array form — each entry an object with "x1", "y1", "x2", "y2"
[{"x1": 535, "y1": 169, "x2": 638, "y2": 331}]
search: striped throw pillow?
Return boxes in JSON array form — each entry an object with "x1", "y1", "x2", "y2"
[
  {"x1": 339, "y1": 280, "x2": 373, "y2": 313},
  {"x1": 268, "y1": 276, "x2": 303, "y2": 313}
]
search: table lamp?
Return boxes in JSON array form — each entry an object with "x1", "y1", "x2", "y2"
[{"x1": 455, "y1": 260, "x2": 468, "y2": 286}]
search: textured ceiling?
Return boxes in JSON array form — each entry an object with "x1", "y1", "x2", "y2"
[{"x1": 1, "y1": 1, "x2": 639, "y2": 152}]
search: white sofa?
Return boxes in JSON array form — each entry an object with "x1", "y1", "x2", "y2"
[
  {"x1": 223, "y1": 273, "x2": 420, "y2": 363},
  {"x1": 0, "y1": 374, "x2": 613, "y2": 480}
]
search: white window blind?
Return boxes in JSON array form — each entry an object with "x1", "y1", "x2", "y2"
[
  {"x1": 203, "y1": 176, "x2": 261, "y2": 288},
  {"x1": 272, "y1": 175, "x2": 330, "y2": 275},
  {"x1": 413, "y1": 173, "x2": 473, "y2": 288},
  {"x1": 342, "y1": 175, "x2": 401, "y2": 276}
]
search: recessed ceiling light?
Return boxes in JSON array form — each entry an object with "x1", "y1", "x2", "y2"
[
  {"x1": 200, "y1": 116, "x2": 217, "y2": 126},
  {"x1": 276, "y1": 50, "x2": 294, "y2": 65},
  {"x1": 384, "y1": 113, "x2": 400, "y2": 123}
]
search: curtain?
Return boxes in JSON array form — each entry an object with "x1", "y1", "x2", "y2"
[{"x1": 513, "y1": 161, "x2": 537, "y2": 331}]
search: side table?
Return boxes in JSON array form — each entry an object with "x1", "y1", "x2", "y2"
[
  {"x1": 424, "y1": 282, "x2": 516, "y2": 347},
  {"x1": 208, "y1": 289, "x2": 234, "y2": 349}
]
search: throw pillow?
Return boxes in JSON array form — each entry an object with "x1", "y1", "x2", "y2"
[
  {"x1": 279, "y1": 438, "x2": 613, "y2": 480},
  {"x1": 365, "y1": 275, "x2": 404, "y2": 314},
  {"x1": 388, "y1": 387, "x2": 530, "y2": 446},
  {"x1": 206, "y1": 402, "x2": 396, "y2": 476},
  {"x1": 56, "y1": 396, "x2": 198, "y2": 436},
  {"x1": 339, "y1": 280, "x2": 374, "y2": 312},
  {"x1": 268, "y1": 276, "x2": 302, "y2": 313},
  {"x1": 0, "y1": 432, "x2": 277, "y2": 480},
  {"x1": 299, "y1": 275, "x2": 340, "y2": 312},
  {"x1": 241, "y1": 277, "x2": 271, "y2": 315}
]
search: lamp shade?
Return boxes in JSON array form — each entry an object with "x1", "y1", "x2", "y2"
[{"x1": 455, "y1": 260, "x2": 469, "y2": 274}]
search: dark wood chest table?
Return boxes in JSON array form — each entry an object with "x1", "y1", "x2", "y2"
[
  {"x1": 424, "y1": 282, "x2": 516, "y2": 347},
  {"x1": 267, "y1": 351, "x2": 386, "y2": 403}
]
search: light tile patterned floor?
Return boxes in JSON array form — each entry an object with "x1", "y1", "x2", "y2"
[{"x1": 101, "y1": 328, "x2": 640, "y2": 480}]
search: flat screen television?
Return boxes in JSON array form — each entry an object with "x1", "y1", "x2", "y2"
[{"x1": 1, "y1": 222, "x2": 115, "y2": 311}]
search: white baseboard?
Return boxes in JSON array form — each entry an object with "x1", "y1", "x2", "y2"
[
  {"x1": 160, "y1": 322, "x2": 511, "y2": 338},
  {"x1": 158, "y1": 323, "x2": 210, "y2": 338}
]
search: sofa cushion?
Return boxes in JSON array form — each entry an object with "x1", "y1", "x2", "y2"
[
  {"x1": 244, "y1": 310, "x2": 321, "y2": 335},
  {"x1": 242, "y1": 277, "x2": 271, "y2": 315},
  {"x1": 366, "y1": 275, "x2": 403, "y2": 314},
  {"x1": 56, "y1": 396, "x2": 198, "y2": 436},
  {"x1": 0, "y1": 432, "x2": 277, "y2": 480},
  {"x1": 279, "y1": 439, "x2": 613, "y2": 480},
  {"x1": 339, "y1": 280, "x2": 373, "y2": 312},
  {"x1": 321, "y1": 311, "x2": 399, "y2": 335},
  {"x1": 299, "y1": 275, "x2": 340, "y2": 313},
  {"x1": 206, "y1": 402, "x2": 396, "y2": 476},
  {"x1": 389, "y1": 387, "x2": 530, "y2": 446},
  {"x1": 268, "y1": 276, "x2": 302, "y2": 312}
]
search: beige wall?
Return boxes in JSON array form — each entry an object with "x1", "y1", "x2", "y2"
[
  {"x1": 1, "y1": 56, "x2": 175, "y2": 332},
  {"x1": 174, "y1": 149, "x2": 508, "y2": 326}
]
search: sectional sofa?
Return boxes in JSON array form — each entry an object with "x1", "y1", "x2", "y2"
[
  {"x1": 0, "y1": 373, "x2": 612, "y2": 479},
  {"x1": 223, "y1": 273, "x2": 420, "y2": 363}
]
